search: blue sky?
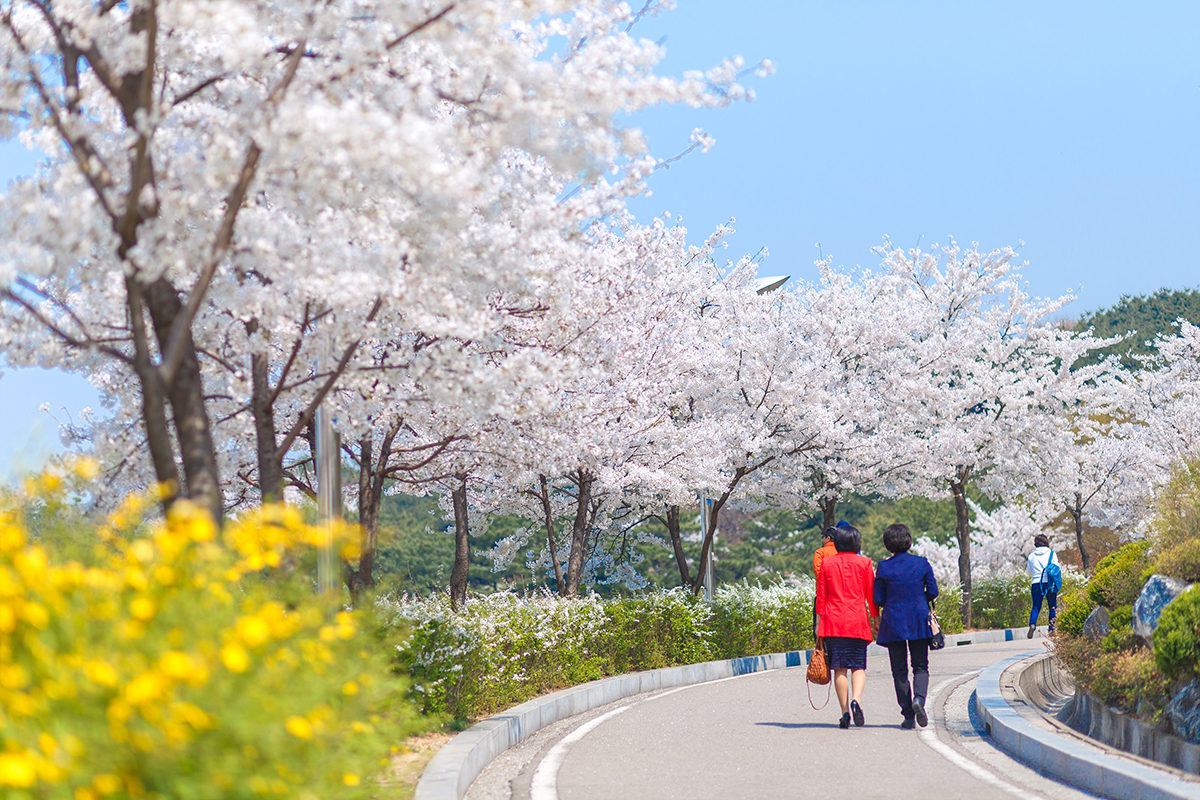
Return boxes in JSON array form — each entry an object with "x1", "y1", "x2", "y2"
[{"x1": 2, "y1": 0, "x2": 1199, "y2": 478}]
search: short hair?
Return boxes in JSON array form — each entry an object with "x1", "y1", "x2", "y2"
[
  {"x1": 883, "y1": 524, "x2": 913, "y2": 554},
  {"x1": 1034, "y1": 534, "x2": 1050, "y2": 548},
  {"x1": 833, "y1": 524, "x2": 862, "y2": 553},
  {"x1": 821, "y1": 526, "x2": 838, "y2": 542}
]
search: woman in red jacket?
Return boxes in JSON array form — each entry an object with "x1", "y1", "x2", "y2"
[{"x1": 815, "y1": 524, "x2": 880, "y2": 728}]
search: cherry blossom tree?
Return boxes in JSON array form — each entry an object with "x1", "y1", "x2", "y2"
[
  {"x1": 0, "y1": 0, "x2": 763, "y2": 523},
  {"x1": 875, "y1": 239, "x2": 1099, "y2": 625}
]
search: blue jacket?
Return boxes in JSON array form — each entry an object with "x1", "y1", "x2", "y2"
[{"x1": 873, "y1": 551, "x2": 939, "y2": 644}]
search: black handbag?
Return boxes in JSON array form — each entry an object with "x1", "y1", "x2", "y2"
[{"x1": 928, "y1": 601, "x2": 946, "y2": 650}]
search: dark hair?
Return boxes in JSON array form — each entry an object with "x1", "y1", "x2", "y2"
[
  {"x1": 883, "y1": 523, "x2": 912, "y2": 554},
  {"x1": 821, "y1": 526, "x2": 838, "y2": 542},
  {"x1": 1033, "y1": 534, "x2": 1050, "y2": 549},
  {"x1": 833, "y1": 524, "x2": 862, "y2": 554}
]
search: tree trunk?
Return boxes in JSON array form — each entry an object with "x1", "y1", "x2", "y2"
[
  {"x1": 563, "y1": 470, "x2": 595, "y2": 597},
  {"x1": 819, "y1": 494, "x2": 838, "y2": 531},
  {"x1": 251, "y1": 350, "x2": 283, "y2": 502},
  {"x1": 1072, "y1": 492, "x2": 1090, "y2": 572},
  {"x1": 535, "y1": 475, "x2": 565, "y2": 594},
  {"x1": 125, "y1": 279, "x2": 180, "y2": 507},
  {"x1": 143, "y1": 276, "x2": 223, "y2": 522},
  {"x1": 664, "y1": 505, "x2": 691, "y2": 587},
  {"x1": 951, "y1": 466, "x2": 972, "y2": 628},
  {"x1": 449, "y1": 474, "x2": 470, "y2": 610},
  {"x1": 346, "y1": 438, "x2": 382, "y2": 603},
  {"x1": 692, "y1": 466, "x2": 750, "y2": 596}
]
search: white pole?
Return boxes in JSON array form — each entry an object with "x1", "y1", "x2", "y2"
[
  {"x1": 315, "y1": 340, "x2": 339, "y2": 602},
  {"x1": 701, "y1": 497, "x2": 715, "y2": 602}
]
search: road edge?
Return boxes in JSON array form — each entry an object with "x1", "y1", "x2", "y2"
[
  {"x1": 415, "y1": 626, "x2": 1029, "y2": 800},
  {"x1": 974, "y1": 650, "x2": 1200, "y2": 800}
]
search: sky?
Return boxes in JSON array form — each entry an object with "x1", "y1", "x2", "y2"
[{"x1": 2, "y1": 0, "x2": 1199, "y2": 478}]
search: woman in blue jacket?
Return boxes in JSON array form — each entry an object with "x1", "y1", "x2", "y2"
[{"x1": 873, "y1": 523, "x2": 939, "y2": 729}]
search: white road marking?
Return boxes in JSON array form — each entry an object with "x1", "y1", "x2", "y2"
[
  {"x1": 529, "y1": 705, "x2": 630, "y2": 800},
  {"x1": 919, "y1": 670, "x2": 1046, "y2": 799},
  {"x1": 528, "y1": 668, "x2": 777, "y2": 799}
]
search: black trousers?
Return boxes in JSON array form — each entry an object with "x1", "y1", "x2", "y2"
[{"x1": 885, "y1": 639, "x2": 929, "y2": 718}]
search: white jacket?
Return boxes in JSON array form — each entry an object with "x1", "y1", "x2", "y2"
[{"x1": 1026, "y1": 546, "x2": 1058, "y2": 586}]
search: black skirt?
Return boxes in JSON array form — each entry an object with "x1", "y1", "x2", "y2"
[{"x1": 823, "y1": 636, "x2": 868, "y2": 670}]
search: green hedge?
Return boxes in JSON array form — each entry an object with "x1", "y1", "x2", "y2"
[{"x1": 386, "y1": 583, "x2": 826, "y2": 721}]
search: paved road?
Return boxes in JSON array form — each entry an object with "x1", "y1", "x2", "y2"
[{"x1": 466, "y1": 637, "x2": 1103, "y2": 800}]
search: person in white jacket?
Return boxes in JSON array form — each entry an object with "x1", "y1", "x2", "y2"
[{"x1": 1025, "y1": 534, "x2": 1059, "y2": 638}]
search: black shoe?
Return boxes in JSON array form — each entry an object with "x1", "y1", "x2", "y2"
[
  {"x1": 900, "y1": 717, "x2": 916, "y2": 729},
  {"x1": 839, "y1": 712, "x2": 851, "y2": 729},
  {"x1": 913, "y1": 697, "x2": 927, "y2": 728},
  {"x1": 850, "y1": 700, "x2": 864, "y2": 727},
  {"x1": 1027, "y1": 624, "x2": 1035, "y2": 639}
]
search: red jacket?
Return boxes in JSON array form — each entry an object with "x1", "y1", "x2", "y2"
[{"x1": 816, "y1": 551, "x2": 879, "y2": 640}]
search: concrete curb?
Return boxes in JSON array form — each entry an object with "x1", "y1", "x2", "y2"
[
  {"x1": 415, "y1": 626, "x2": 1026, "y2": 800},
  {"x1": 975, "y1": 650, "x2": 1200, "y2": 800}
]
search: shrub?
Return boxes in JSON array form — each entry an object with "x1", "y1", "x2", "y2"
[
  {"x1": 709, "y1": 580, "x2": 814, "y2": 659},
  {"x1": 933, "y1": 586, "x2": 964, "y2": 634},
  {"x1": 1100, "y1": 606, "x2": 1137, "y2": 653},
  {"x1": 0, "y1": 471, "x2": 417, "y2": 800},
  {"x1": 605, "y1": 591, "x2": 715, "y2": 673},
  {"x1": 1152, "y1": 538, "x2": 1200, "y2": 583},
  {"x1": 1055, "y1": 591, "x2": 1094, "y2": 637},
  {"x1": 1154, "y1": 585, "x2": 1200, "y2": 680},
  {"x1": 1087, "y1": 541, "x2": 1152, "y2": 608},
  {"x1": 1090, "y1": 648, "x2": 1173, "y2": 714},
  {"x1": 971, "y1": 574, "x2": 1033, "y2": 629}
]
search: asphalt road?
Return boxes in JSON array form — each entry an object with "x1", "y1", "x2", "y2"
[{"x1": 465, "y1": 636, "x2": 1103, "y2": 800}]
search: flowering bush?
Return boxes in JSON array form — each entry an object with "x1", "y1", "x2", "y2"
[
  {"x1": 384, "y1": 581, "x2": 819, "y2": 721},
  {"x1": 0, "y1": 466, "x2": 420, "y2": 799}
]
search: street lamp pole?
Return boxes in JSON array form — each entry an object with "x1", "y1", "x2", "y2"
[{"x1": 698, "y1": 274, "x2": 790, "y2": 603}]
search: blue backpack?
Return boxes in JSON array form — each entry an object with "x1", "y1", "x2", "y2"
[{"x1": 1041, "y1": 558, "x2": 1063, "y2": 593}]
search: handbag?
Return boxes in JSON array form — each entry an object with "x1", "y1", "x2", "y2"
[
  {"x1": 928, "y1": 603, "x2": 946, "y2": 650},
  {"x1": 806, "y1": 637, "x2": 832, "y2": 710}
]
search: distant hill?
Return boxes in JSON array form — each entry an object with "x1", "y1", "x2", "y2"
[{"x1": 1073, "y1": 287, "x2": 1200, "y2": 369}]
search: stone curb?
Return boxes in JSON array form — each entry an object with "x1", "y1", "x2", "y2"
[
  {"x1": 975, "y1": 650, "x2": 1200, "y2": 800},
  {"x1": 414, "y1": 626, "x2": 1025, "y2": 800}
]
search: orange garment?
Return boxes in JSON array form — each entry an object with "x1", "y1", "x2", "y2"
[
  {"x1": 816, "y1": 551, "x2": 879, "y2": 640},
  {"x1": 812, "y1": 541, "x2": 837, "y2": 578}
]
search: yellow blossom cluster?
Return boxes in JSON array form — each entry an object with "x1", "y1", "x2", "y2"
[{"x1": 0, "y1": 467, "x2": 413, "y2": 800}]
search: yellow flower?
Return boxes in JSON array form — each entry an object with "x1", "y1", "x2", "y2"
[
  {"x1": 0, "y1": 753, "x2": 36, "y2": 786},
  {"x1": 37, "y1": 732, "x2": 56, "y2": 756},
  {"x1": 0, "y1": 663, "x2": 29, "y2": 690},
  {"x1": 220, "y1": 643, "x2": 249, "y2": 673},
  {"x1": 236, "y1": 615, "x2": 271, "y2": 648},
  {"x1": 124, "y1": 671, "x2": 166, "y2": 705},
  {"x1": 0, "y1": 523, "x2": 26, "y2": 552},
  {"x1": 93, "y1": 773, "x2": 122, "y2": 795},
  {"x1": 342, "y1": 773, "x2": 360, "y2": 786},
  {"x1": 84, "y1": 660, "x2": 119, "y2": 687},
  {"x1": 20, "y1": 600, "x2": 49, "y2": 629},
  {"x1": 284, "y1": 715, "x2": 313, "y2": 740},
  {"x1": 71, "y1": 457, "x2": 101, "y2": 480},
  {"x1": 342, "y1": 680, "x2": 359, "y2": 696},
  {"x1": 0, "y1": 604, "x2": 16, "y2": 633},
  {"x1": 129, "y1": 596, "x2": 156, "y2": 621},
  {"x1": 0, "y1": 752, "x2": 36, "y2": 787},
  {"x1": 158, "y1": 651, "x2": 197, "y2": 681}
]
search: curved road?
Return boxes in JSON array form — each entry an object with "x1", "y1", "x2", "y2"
[{"x1": 466, "y1": 637, "x2": 1101, "y2": 800}]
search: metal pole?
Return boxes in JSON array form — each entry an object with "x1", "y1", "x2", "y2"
[
  {"x1": 316, "y1": 342, "x2": 340, "y2": 602},
  {"x1": 701, "y1": 497, "x2": 715, "y2": 602}
]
